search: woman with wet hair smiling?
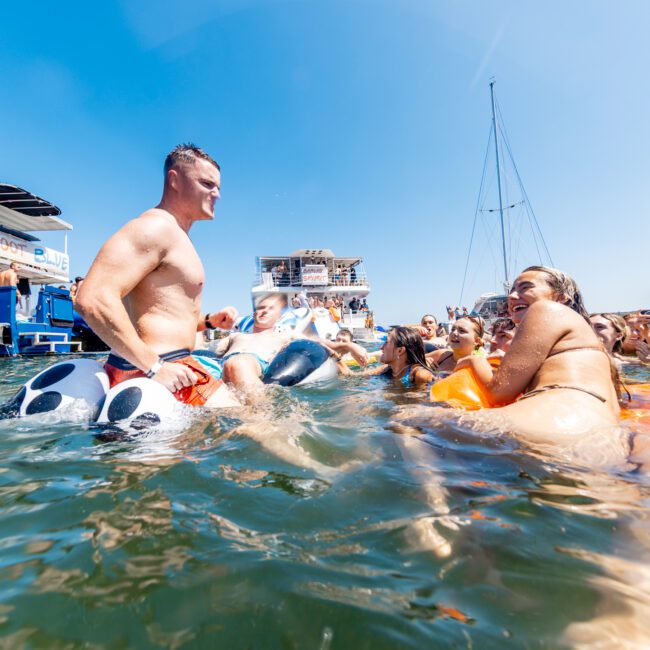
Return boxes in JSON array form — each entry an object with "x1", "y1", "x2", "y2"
[{"x1": 455, "y1": 266, "x2": 627, "y2": 467}]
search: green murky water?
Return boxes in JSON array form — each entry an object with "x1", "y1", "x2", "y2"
[{"x1": 1, "y1": 355, "x2": 649, "y2": 648}]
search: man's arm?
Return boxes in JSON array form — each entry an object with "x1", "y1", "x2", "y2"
[
  {"x1": 8, "y1": 271, "x2": 20, "y2": 298},
  {"x1": 76, "y1": 215, "x2": 196, "y2": 393},
  {"x1": 323, "y1": 340, "x2": 369, "y2": 367}
]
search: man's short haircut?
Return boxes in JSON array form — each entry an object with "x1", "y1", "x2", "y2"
[
  {"x1": 164, "y1": 143, "x2": 220, "y2": 176},
  {"x1": 255, "y1": 293, "x2": 288, "y2": 310}
]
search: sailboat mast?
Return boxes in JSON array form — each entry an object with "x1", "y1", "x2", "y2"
[{"x1": 489, "y1": 80, "x2": 509, "y2": 288}]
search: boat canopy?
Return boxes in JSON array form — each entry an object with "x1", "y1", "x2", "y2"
[
  {"x1": 0, "y1": 184, "x2": 72, "y2": 232},
  {"x1": 0, "y1": 184, "x2": 71, "y2": 284}
]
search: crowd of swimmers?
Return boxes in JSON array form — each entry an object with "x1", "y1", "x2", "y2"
[
  {"x1": 69, "y1": 143, "x2": 649, "y2": 471},
  {"x1": 198, "y1": 265, "x2": 650, "y2": 468}
]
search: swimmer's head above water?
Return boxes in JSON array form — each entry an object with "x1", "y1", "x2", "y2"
[
  {"x1": 253, "y1": 293, "x2": 288, "y2": 332},
  {"x1": 381, "y1": 326, "x2": 429, "y2": 371},
  {"x1": 489, "y1": 317, "x2": 516, "y2": 354},
  {"x1": 508, "y1": 266, "x2": 590, "y2": 325},
  {"x1": 448, "y1": 316, "x2": 485, "y2": 357},
  {"x1": 335, "y1": 328, "x2": 353, "y2": 343},
  {"x1": 590, "y1": 313, "x2": 627, "y2": 355}
]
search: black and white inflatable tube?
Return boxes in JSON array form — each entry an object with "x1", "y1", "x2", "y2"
[
  {"x1": 0, "y1": 341, "x2": 337, "y2": 423},
  {"x1": 263, "y1": 339, "x2": 338, "y2": 387},
  {"x1": 0, "y1": 359, "x2": 109, "y2": 420}
]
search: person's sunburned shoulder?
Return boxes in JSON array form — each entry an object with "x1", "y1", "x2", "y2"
[
  {"x1": 131, "y1": 208, "x2": 180, "y2": 230},
  {"x1": 124, "y1": 208, "x2": 180, "y2": 239},
  {"x1": 526, "y1": 299, "x2": 573, "y2": 320},
  {"x1": 109, "y1": 210, "x2": 182, "y2": 256}
]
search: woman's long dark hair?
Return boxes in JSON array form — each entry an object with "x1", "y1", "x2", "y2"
[{"x1": 390, "y1": 326, "x2": 431, "y2": 373}]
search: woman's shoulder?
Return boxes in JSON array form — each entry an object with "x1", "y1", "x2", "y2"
[
  {"x1": 523, "y1": 300, "x2": 588, "y2": 331},
  {"x1": 412, "y1": 365, "x2": 434, "y2": 383}
]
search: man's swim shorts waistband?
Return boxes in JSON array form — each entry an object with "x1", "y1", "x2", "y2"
[
  {"x1": 104, "y1": 349, "x2": 224, "y2": 407},
  {"x1": 105, "y1": 349, "x2": 191, "y2": 371}
]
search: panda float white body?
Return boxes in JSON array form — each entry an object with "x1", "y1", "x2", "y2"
[
  {"x1": 1, "y1": 308, "x2": 338, "y2": 424},
  {"x1": 1, "y1": 359, "x2": 110, "y2": 420}
]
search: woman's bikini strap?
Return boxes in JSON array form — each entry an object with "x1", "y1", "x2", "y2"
[
  {"x1": 546, "y1": 345, "x2": 608, "y2": 358},
  {"x1": 430, "y1": 351, "x2": 454, "y2": 371},
  {"x1": 519, "y1": 384, "x2": 607, "y2": 403}
]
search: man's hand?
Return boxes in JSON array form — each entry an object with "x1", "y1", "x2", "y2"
[
  {"x1": 346, "y1": 342, "x2": 369, "y2": 368},
  {"x1": 207, "y1": 306, "x2": 238, "y2": 330},
  {"x1": 153, "y1": 363, "x2": 198, "y2": 393}
]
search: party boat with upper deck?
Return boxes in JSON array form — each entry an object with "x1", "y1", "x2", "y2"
[
  {"x1": 251, "y1": 249, "x2": 375, "y2": 338},
  {"x1": 0, "y1": 183, "x2": 81, "y2": 356}
]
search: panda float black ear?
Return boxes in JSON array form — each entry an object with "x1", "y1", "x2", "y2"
[{"x1": 0, "y1": 359, "x2": 109, "y2": 420}]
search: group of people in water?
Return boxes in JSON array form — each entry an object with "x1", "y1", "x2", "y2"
[{"x1": 73, "y1": 143, "x2": 649, "y2": 473}]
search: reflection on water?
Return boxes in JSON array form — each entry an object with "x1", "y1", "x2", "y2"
[{"x1": 0, "y1": 356, "x2": 650, "y2": 646}]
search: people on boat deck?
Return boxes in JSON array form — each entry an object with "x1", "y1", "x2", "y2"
[
  {"x1": 213, "y1": 293, "x2": 368, "y2": 393},
  {"x1": 356, "y1": 326, "x2": 433, "y2": 387},
  {"x1": 454, "y1": 266, "x2": 626, "y2": 466},
  {"x1": 76, "y1": 143, "x2": 239, "y2": 408},
  {"x1": 426, "y1": 316, "x2": 486, "y2": 373}
]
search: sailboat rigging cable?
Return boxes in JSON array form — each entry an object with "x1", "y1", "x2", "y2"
[
  {"x1": 459, "y1": 126, "x2": 493, "y2": 306},
  {"x1": 459, "y1": 81, "x2": 555, "y2": 310},
  {"x1": 495, "y1": 100, "x2": 554, "y2": 267}
]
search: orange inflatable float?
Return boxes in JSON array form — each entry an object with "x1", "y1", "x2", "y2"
[
  {"x1": 430, "y1": 365, "x2": 495, "y2": 410},
  {"x1": 430, "y1": 365, "x2": 650, "y2": 425},
  {"x1": 621, "y1": 383, "x2": 650, "y2": 427}
]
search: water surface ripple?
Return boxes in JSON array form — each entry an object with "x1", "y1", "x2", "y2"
[{"x1": 1, "y1": 357, "x2": 650, "y2": 647}]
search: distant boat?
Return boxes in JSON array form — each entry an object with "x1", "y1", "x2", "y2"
[
  {"x1": 251, "y1": 249, "x2": 376, "y2": 339},
  {"x1": 461, "y1": 81, "x2": 553, "y2": 322},
  {"x1": 0, "y1": 184, "x2": 106, "y2": 356}
]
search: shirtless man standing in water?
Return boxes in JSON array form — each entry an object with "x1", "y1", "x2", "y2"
[{"x1": 76, "y1": 144, "x2": 238, "y2": 407}]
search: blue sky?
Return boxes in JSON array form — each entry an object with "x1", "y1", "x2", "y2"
[{"x1": 1, "y1": 1, "x2": 648, "y2": 324}]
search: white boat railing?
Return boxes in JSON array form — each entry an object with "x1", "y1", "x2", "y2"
[{"x1": 254, "y1": 270, "x2": 369, "y2": 289}]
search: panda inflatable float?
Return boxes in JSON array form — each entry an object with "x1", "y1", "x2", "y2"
[
  {"x1": 0, "y1": 359, "x2": 109, "y2": 420},
  {"x1": 0, "y1": 306, "x2": 337, "y2": 424},
  {"x1": 263, "y1": 339, "x2": 338, "y2": 387},
  {"x1": 95, "y1": 377, "x2": 180, "y2": 427}
]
